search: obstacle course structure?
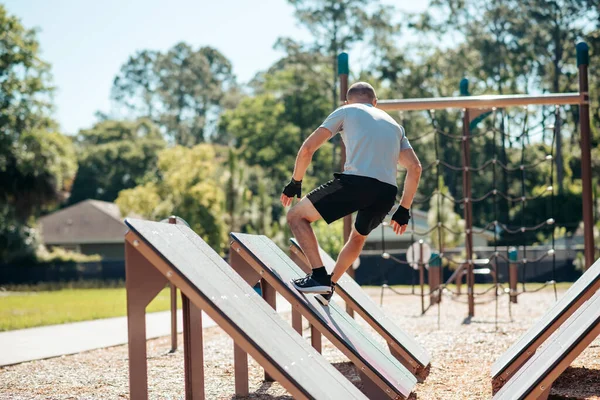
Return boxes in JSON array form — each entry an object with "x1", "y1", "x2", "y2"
[
  {"x1": 491, "y1": 257, "x2": 600, "y2": 394},
  {"x1": 336, "y1": 42, "x2": 594, "y2": 318},
  {"x1": 124, "y1": 219, "x2": 368, "y2": 400},
  {"x1": 230, "y1": 232, "x2": 419, "y2": 399},
  {"x1": 494, "y1": 286, "x2": 600, "y2": 399},
  {"x1": 289, "y1": 238, "x2": 431, "y2": 381}
]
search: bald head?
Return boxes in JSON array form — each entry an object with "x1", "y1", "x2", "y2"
[{"x1": 347, "y1": 82, "x2": 377, "y2": 104}]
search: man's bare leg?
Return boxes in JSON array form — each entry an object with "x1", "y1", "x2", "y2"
[
  {"x1": 286, "y1": 197, "x2": 323, "y2": 270},
  {"x1": 331, "y1": 227, "x2": 368, "y2": 283}
]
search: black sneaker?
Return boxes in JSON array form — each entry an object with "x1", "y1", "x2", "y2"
[
  {"x1": 315, "y1": 283, "x2": 336, "y2": 306},
  {"x1": 291, "y1": 275, "x2": 332, "y2": 294},
  {"x1": 292, "y1": 273, "x2": 311, "y2": 285}
]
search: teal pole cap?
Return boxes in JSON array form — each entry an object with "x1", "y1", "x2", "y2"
[
  {"x1": 338, "y1": 52, "x2": 349, "y2": 75},
  {"x1": 508, "y1": 247, "x2": 518, "y2": 262},
  {"x1": 460, "y1": 78, "x2": 469, "y2": 96},
  {"x1": 577, "y1": 42, "x2": 589, "y2": 67},
  {"x1": 429, "y1": 252, "x2": 441, "y2": 267}
]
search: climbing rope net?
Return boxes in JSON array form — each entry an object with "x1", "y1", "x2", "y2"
[{"x1": 378, "y1": 104, "x2": 572, "y2": 324}]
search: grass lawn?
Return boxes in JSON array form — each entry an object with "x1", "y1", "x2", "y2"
[
  {"x1": 0, "y1": 286, "x2": 181, "y2": 332},
  {"x1": 0, "y1": 282, "x2": 571, "y2": 332}
]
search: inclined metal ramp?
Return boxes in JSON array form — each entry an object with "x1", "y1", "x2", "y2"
[
  {"x1": 289, "y1": 237, "x2": 431, "y2": 381},
  {"x1": 493, "y1": 288, "x2": 600, "y2": 400},
  {"x1": 230, "y1": 232, "x2": 417, "y2": 399},
  {"x1": 491, "y1": 257, "x2": 600, "y2": 391}
]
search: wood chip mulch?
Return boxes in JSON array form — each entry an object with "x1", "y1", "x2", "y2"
[{"x1": 1, "y1": 287, "x2": 600, "y2": 399}]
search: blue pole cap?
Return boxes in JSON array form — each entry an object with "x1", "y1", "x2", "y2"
[
  {"x1": 460, "y1": 78, "x2": 469, "y2": 96},
  {"x1": 577, "y1": 42, "x2": 589, "y2": 67},
  {"x1": 338, "y1": 52, "x2": 349, "y2": 75}
]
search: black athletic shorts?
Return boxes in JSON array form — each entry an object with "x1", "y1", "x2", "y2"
[{"x1": 307, "y1": 173, "x2": 397, "y2": 236}]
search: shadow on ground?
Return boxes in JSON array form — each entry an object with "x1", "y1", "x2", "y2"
[
  {"x1": 231, "y1": 381, "x2": 294, "y2": 399},
  {"x1": 550, "y1": 366, "x2": 600, "y2": 399},
  {"x1": 231, "y1": 362, "x2": 363, "y2": 399}
]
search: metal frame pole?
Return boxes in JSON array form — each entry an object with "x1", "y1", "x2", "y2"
[
  {"x1": 377, "y1": 93, "x2": 581, "y2": 111},
  {"x1": 338, "y1": 52, "x2": 355, "y2": 317},
  {"x1": 463, "y1": 112, "x2": 475, "y2": 317},
  {"x1": 338, "y1": 52, "x2": 351, "y2": 248},
  {"x1": 577, "y1": 42, "x2": 594, "y2": 270},
  {"x1": 460, "y1": 80, "x2": 475, "y2": 317}
]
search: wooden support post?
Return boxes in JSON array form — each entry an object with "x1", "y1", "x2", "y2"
[
  {"x1": 182, "y1": 294, "x2": 204, "y2": 400},
  {"x1": 509, "y1": 264, "x2": 518, "y2": 304},
  {"x1": 234, "y1": 343, "x2": 249, "y2": 396},
  {"x1": 577, "y1": 42, "x2": 594, "y2": 271},
  {"x1": 461, "y1": 105, "x2": 475, "y2": 317},
  {"x1": 419, "y1": 241, "x2": 425, "y2": 315},
  {"x1": 292, "y1": 309, "x2": 303, "y2": 335},
  {"x1": 508, "y1": 247, "x2": 518, "y2": 303},
  {"x1": 429, "y1": 264, "x2": 441, "y2": 305},
  {"x1": 261, "y1": 279, "x2": 277, "y2": 382},
  {"x1": 125, "y1": 240, "x2": 169, "y2": 400},
  {"x1": 338, "y1": 53, "x2": 355, "y2": 319},
  {"x1": 311, "y1": 325, "x2": 322, "y2": 354},
  {"x1": 170, "y1": 284, "x2": 178, "y2": 352}
]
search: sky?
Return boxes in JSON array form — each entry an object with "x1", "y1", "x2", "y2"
[{"x1": 4, "y1": 0, "x2": 429, "y2": 134}]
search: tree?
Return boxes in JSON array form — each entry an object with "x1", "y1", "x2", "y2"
[
  {"x1": 0, "y1": 6, "x2": 77, "y2": 262},
  {"x1": 521, "y1": 0, "x2": 596, "y2": 193},
  {"x1": 223, "y1": 148, "x2": 252, "y2": 234},
  {"x1": 424, "y1": 0, "x2": 598, "y2": 193},
  {"x1": 111, "y1": 50, "x2": 161, "y2": 119},
  {"x1": 287, "y1": 0, "x2": 396, "y2": 107},
  {"x1": 286, "y1": 0, "x2": 400, "y2": 168},
  {"x1": 219, "y1": 94, "x2": 302, "y2": 182},
  {"x1": 116, "y1": 144, "x2": 227, "y2": 253},
  {"x1": 69, "y1": 118, "x2": 165, "y2": 204},
  {"x1": 111, "y1": 43, "x2": 235, "y2": 145}
]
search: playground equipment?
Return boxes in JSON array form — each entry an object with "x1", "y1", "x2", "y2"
[
  {"x1": 491, "y1": 257, "x2": 600, "y2": 393},
  {"x1": 124, "y1": 219, "x2": 368, "y2": 400},
  {"x1": 338, "y1": 42, "x2": 593, "y2": 318},
  {"x1": 230, "y1": 232, "x2": 419, "y2": 399},
  {"x1": 289, "y1": 238, "x2": 431, "y2": 381},
  {"x1": 495, "y1": 289, "x2": 600, "y2": 399}
]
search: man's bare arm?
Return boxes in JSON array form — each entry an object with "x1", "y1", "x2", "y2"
[
  {"x1": 280, "y1": 127, "x2": 332, "y2": 207},
  {"x1": 397, "y1": 148, "x2": 422, "y2": 208},
  {"x1": 291, "y1": 127, "x2": 332, "y2": 181}
]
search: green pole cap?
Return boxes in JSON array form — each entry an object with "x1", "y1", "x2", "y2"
[
  {"x1": 508, "y1": 246, "x2": 518, "y2": 262},
  {"x1": 577, "y1": 42, "x2": 589, "y2": 67},
  {"x1": 338, "y1": 52, "x2": 349, "y2": 75},
  {"x1": 460, "y1": 78, "x2": 469, "y2": 96}
]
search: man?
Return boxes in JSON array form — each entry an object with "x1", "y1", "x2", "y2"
[{"x1": 281, "y1": 82, "x2": 422, "y2": 305}]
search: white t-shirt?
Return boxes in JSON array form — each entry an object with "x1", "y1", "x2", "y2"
[{"x1": 320, "y1": 103, "x2": 411, "y2": 187}]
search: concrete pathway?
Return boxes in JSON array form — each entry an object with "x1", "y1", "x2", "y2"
[{"x1": 0, "y1": 294, "x2": 292, "y2": 367}]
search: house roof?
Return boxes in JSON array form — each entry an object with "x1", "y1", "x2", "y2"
[{"x1": 39, "y1": 200, "x2": 141, "y2": 245}]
